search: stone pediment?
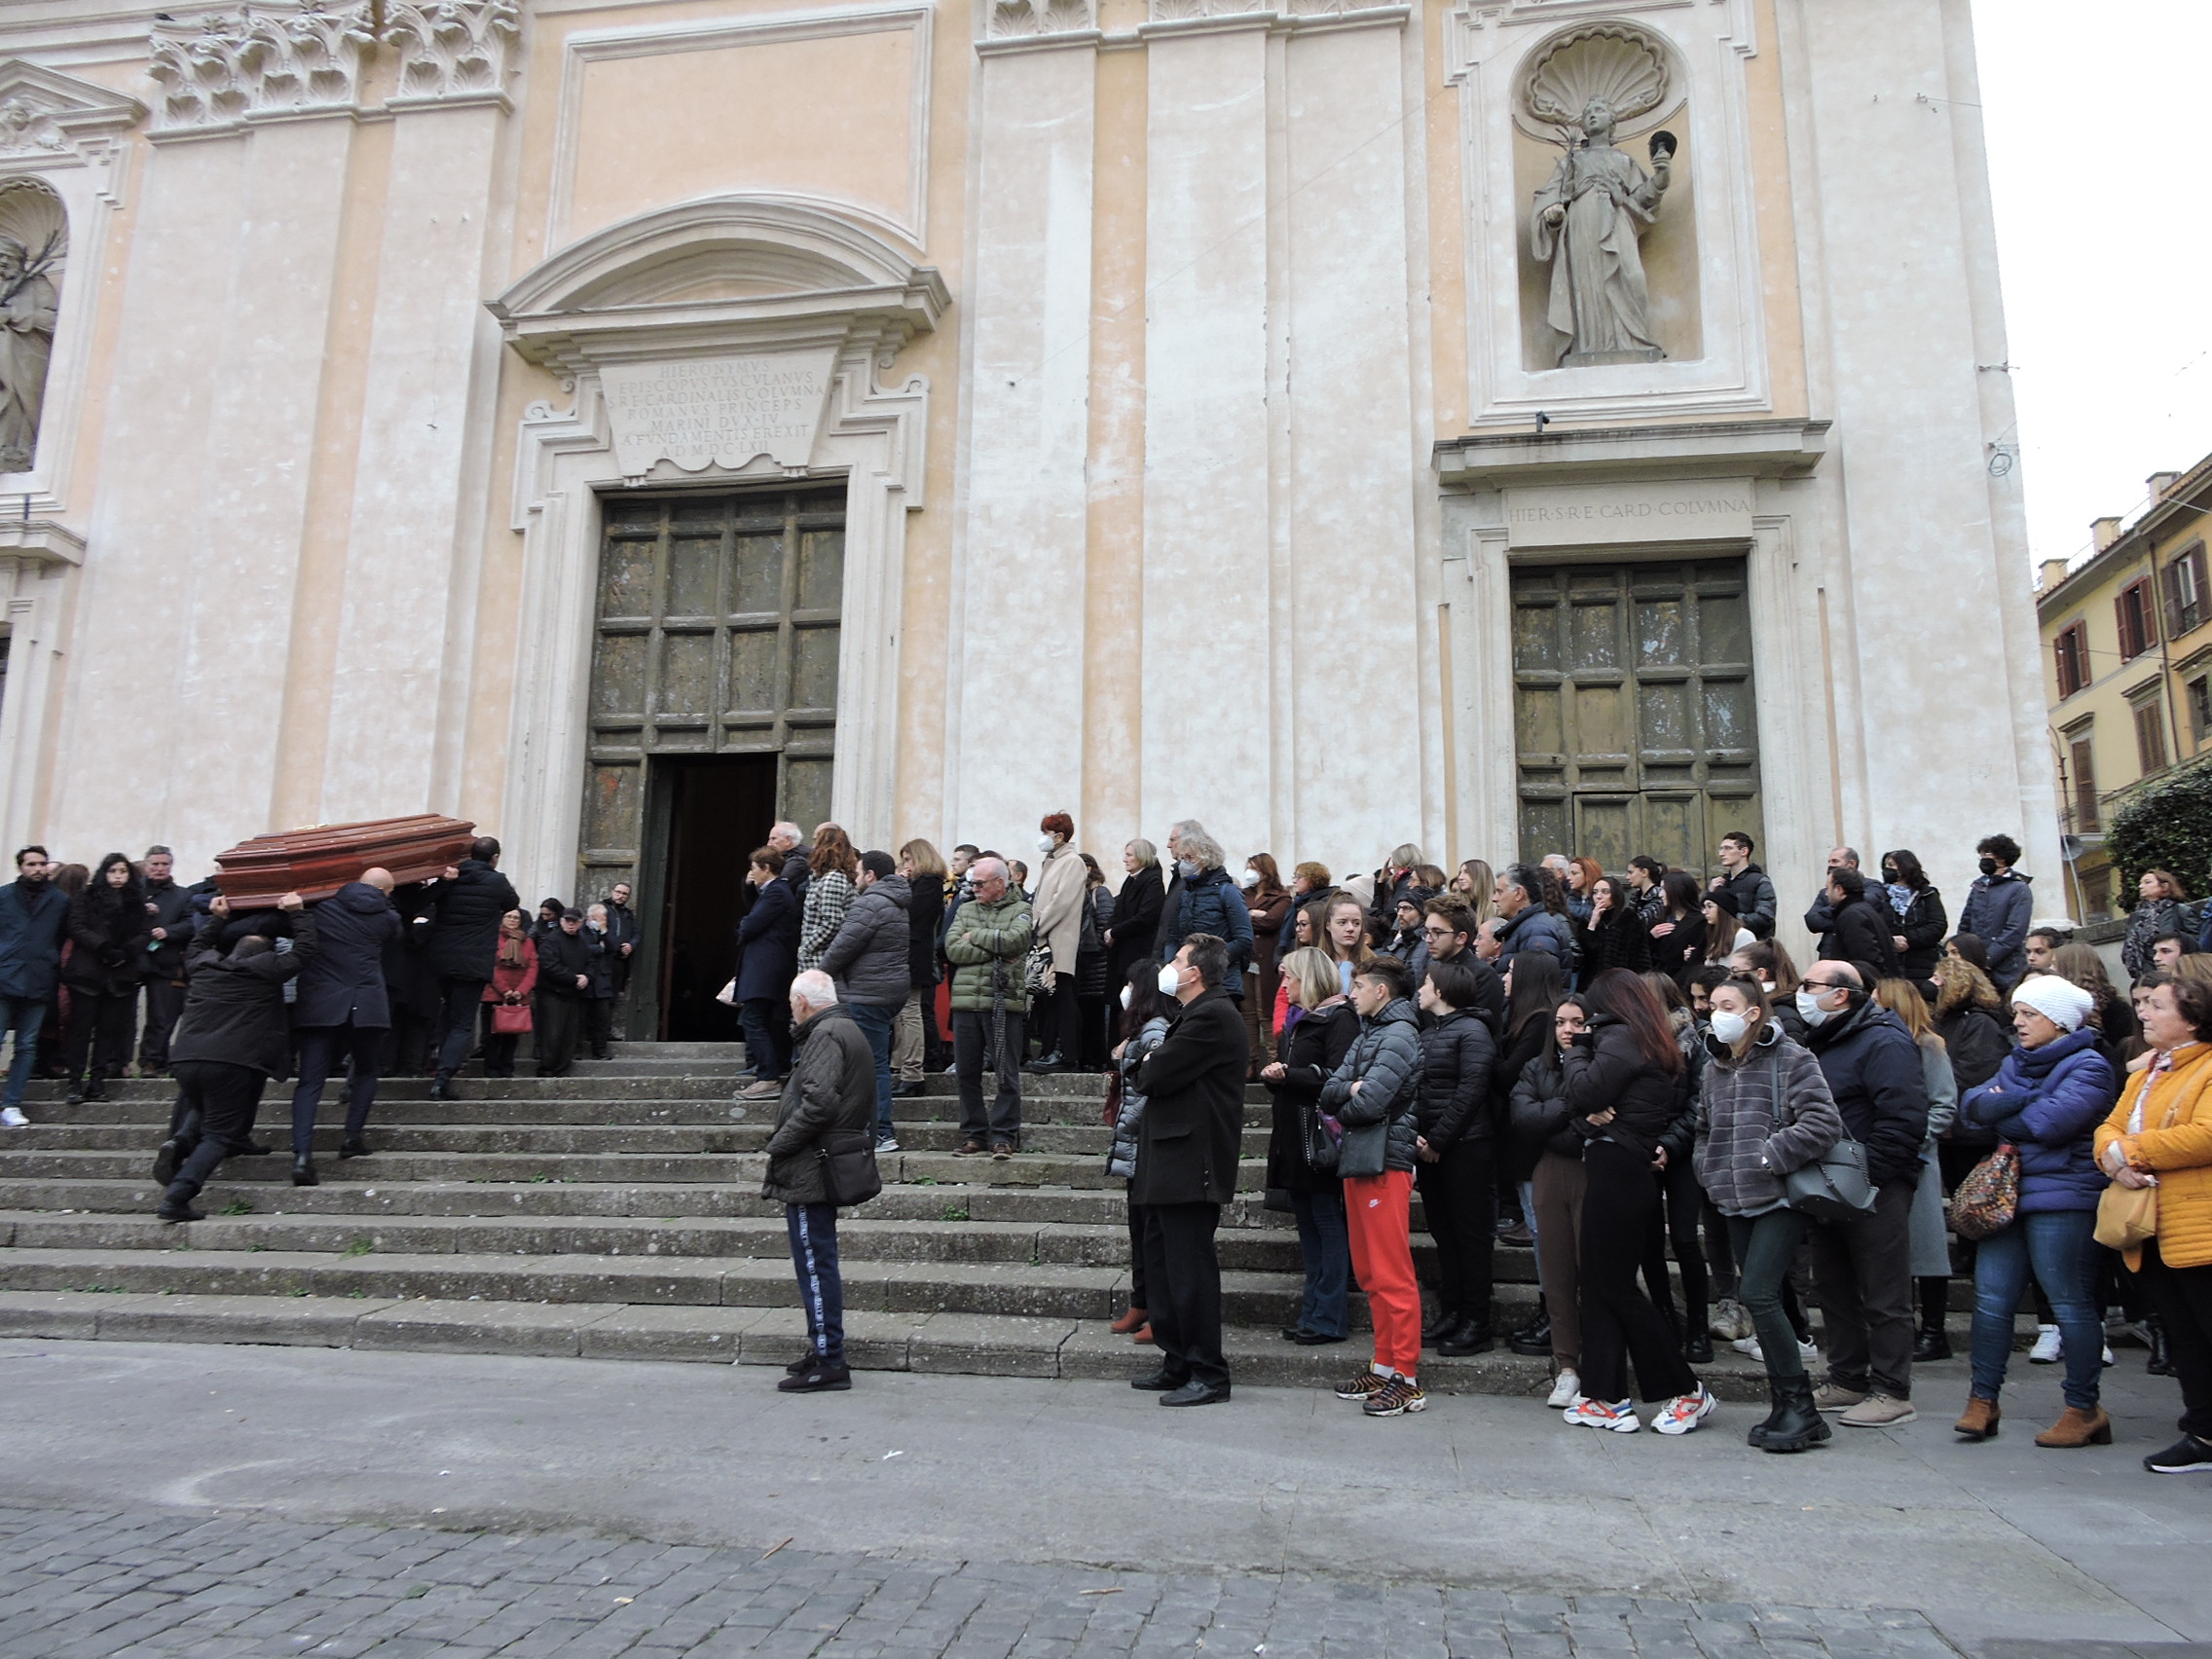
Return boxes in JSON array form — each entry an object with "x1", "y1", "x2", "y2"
[
  {"x1": 490, "y1": 194, "x2": 948, "y2": 375},
  {"x1": 0, "y1": 61, "x2": 143, "y2": 161}
]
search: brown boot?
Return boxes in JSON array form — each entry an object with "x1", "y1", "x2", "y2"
[
  {"x1": 1953, "y1": 1396, "x2": 2001, "y2": 1441},
  {"x1": 1131, "y1": 1323, "x2": 1154, "y2": 1346},
  {"x1": 1110, "y1": 1306, "x2": 1149, "y2": 1336},
  {"x1": 2034, "y1": 1404, "x2": 2114, "y2": 1448}
]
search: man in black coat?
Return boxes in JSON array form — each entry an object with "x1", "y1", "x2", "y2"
[
  {"x1": 136, "y1": 846, "x2": 197, "y2": 1075},
  {"x1": 1821, "y1": 867, "x2": 1902, "y2": 981},
  {"x1": 152, "y1": 894, "x2": 316, "y2": 1222},
  {"x1": 1800, "y1": 846, "x2": 1859, "y2": 958},
  {"x1": 1129, "y1": 932, "x2": 1247, "y2": 1407},
  {"x1": 602, "y1": 880, "x2": 641, "y2": 1016},
  {"x1": 534, "y1": 909, "x2": 594, "y2": 1077},
  {"x1": 1800, "y1": 958, "x2": 1930, "y2": 1426},
  {"x1": 288, "y1": 868, "x2": 402, "y2": 1185},
  {"x1": 424, "y1": 837, "x2": 520, "y2": 1098}
]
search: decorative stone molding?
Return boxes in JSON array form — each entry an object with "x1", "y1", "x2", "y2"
[
  {"x1": 986, "y1": 0, "x2": 1097, "y2": 36},
  {"x1": 382, "y1": 0, "x2": 522, "y2": 107},
  {"x1": 0, "y1": 516, "x2": 84, "y2": 566},
  {"x1": 1138, "y1": 0, "x2": 1406, "y2": 30},
  {"x1": 0, "y1": 61, "x2": 143, "y2": 169},
  {"x1": 243, "y1": 1, "x2": 378, "y2": 118},
  {"x1": 1512, "y1": 20, "x2": 1674, "y2": 142},
  {"x1": 146, "y1": 16, "x2": 258, "y2": 133}
]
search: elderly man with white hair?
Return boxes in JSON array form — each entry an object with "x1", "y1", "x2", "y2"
[
  {"x1": 942, "y1": 856, "x2": 1034, "y2": 1158},
  {"x1": 762, "y1": 968, "x2": 877, "y2": 1393}
]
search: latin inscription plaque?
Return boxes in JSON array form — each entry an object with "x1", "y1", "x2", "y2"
[
  {"x1": 1503, "y1": 477, "x2": 1755, "y2": 549},
  {"x1": 602, "y1": 350, "x2": 838, "y2": 481}
]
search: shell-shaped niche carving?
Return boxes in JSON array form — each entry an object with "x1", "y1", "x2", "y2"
[
  {"x1": 1515, "y1": 22, "x2": 1673, "y2": 141},
  {"x1": 0, "y1": 177, "x2": 63, "y2": 475}
]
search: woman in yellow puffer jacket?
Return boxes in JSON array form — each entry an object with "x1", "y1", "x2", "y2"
[{"x1": 2095, "y1": 976, "x2": 2212, "y2": 1475}]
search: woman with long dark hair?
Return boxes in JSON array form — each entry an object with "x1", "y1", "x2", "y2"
[
  {"x1": 1576, "y1": 874, "x2": 1651, "y2": 978},
  {"x1": 1241, "y1": 853, "x2": 1292, "y2": 1080},
  {"x1": 1076, "y1": 854, "x2": 1115, "y2": 1071},
  {"x1": 1106, "y1": 961, "x2": 1173, "y2": 1346},
  {"x1": 62, "y1": 852, "x2": 149, "y2": 1104},
  {"x1": 1875, "y1": 849, "x2": 1948, "y2": 981},
  {"x1": 1561, "y1": 968, "x2": 1713, "y2": 1433},
  {"x1": 1496, "y1": 952, "x2": 1569, "y2": 1359},
  {"x1": 1646, "y1": 870, "x2": 1707, "y2": 984}
]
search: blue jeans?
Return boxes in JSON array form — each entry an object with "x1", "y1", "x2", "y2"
[
  {"x1": 786, "y1": 1201, "x2": 844, "y2": 1365},
  {"x1": 0, "y1": 994, "x2": 44, "y2": 1108},
  {"x1": 846, "y1": 1000, "x2": 897, "y2": 1138},
  {"x1": 1290, "y1": 1186, "x2": 1351, "y2": 1338},
  {"x1": 1971, "y1": 1206, "x2": 2102, "y2": 1410}
]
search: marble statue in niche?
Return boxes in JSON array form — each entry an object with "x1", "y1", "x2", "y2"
[
  {"x1": 0, "y1": 181, "x2": 64, "y2": 475},
  {"x1": 1530, "y1": 96, "x2": 1672, "y2": 366}
]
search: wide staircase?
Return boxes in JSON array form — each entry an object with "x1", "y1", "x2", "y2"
[{"x1": 0, "y1": 1043, "x2": 1962, "y2": 1398}]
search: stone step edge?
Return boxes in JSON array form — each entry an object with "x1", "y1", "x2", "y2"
[{"x1": 0, "y1": 1289, "x2": 1809, "y2": 1402}]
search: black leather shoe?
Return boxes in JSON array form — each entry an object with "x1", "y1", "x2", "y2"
[
  {"x1": 1022, "y1": 1053, "x2": 1064, "y2": 1075},
  {"x1": 777, "y1": 1362, "x2": 852, "y2": 1393},
  {"x1": 339, "y1": 1137, "x2": 371, "y2": 1160},
  {"x1": 62, "y1": 1088, "x2": 83, "y2": 1106},
  {"x1": 151, "y1": 1139, "x2": 181, "y2": 1186},
  {"x1": 1507, "y1": 1314, "x2": 1552, "y2": 1356},
  {"x1": 241, "y1": 1142, "x2": 276, "y2": 1158},
  {"x1": 428, "y1": 1073, "x2": 457, "y2": 1101},
  {"x1": 1160, "y1": 1380, "x2": 1231, "y2": 1407},
  {"x1": 1130, "y1": 1370, "x2": 1183, "y2": 1391},
  {"x1": 291, "y1": 1155, "x2": 318, "y2": 1187},
  {"x1": 156, "y1": 1198, "x2": 204, "y2": 1224},
  {"x1": 1684, "y1": 1332, "x2": 1715, "y2": 1365},
  {"x1": 1439, "y1": 1323, "x2": 1494, "y2": 1358},
  {"x1": 892, "y1": 1082, "x2": 926, "y2": 1098},
  {"x1": 1291, "y1": 1329, "x2": 1347, "y2": 1346}
]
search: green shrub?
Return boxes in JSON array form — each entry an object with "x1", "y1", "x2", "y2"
[{"x1": 2108, "y1": 756, "x2": 2212, "y2": 894}]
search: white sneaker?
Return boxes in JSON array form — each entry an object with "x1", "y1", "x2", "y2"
[
  {"x1": 0, "y1": 1106, "x2": 24, "y2": 1127},
  {"x1": 874, "y1": 1133, "x2": 901, "y2": 1154},
  {"x1": 1546, "y1": 1369, "x2": 1580, "y2": 1409},
  {"x1": 2102, "y1": 1344, "x2": 2117, "y2": 1367},
  {"x1": 1563, "y1": 1395, "x2": 1640, "y2": 1432},
  {"x1": 2029, "y1": 1324, "x2": 2062, "y2": 1364},
  {"x1": 1651, "y1": 1383, "x2": 1716, "y2": 1436},
  {"x1": 1731, "y1": 1334, "x2": 1763, "y2": 1360},
  {"x1": 1798, "y1": 1337, "x2": 1819, "y2": 1365}
]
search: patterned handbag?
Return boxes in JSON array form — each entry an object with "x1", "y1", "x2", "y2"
[{"x1": 1947, "y1": 1142, "x2": 2020, "y2": 1240}]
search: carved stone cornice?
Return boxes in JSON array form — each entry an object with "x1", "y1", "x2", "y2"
[
  {"x1": 381, "y1": 0, "x2": 522, "y2": 109},
  {"x1": 147, "y1": 15, "x2": 257, "y2": 133},
  {"x1": 0, "y1": 61, "x2": 145, "y2": 167},
  {"x1": 1137, "y1": 0, "x2": 1408, "y2": 31},
  {"x1": 242, "y1": 1, "x2": 377, "y2": 119},
  {"x1": 984, "y1": 0, "x2": 1097, "y2": 38}
]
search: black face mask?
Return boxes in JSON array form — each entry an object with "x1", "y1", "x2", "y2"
[
  {"x1": 1978, "y1": 858, "x2": 2000, "y2": 876},
  {"x1": 1881, "y1": 867, "x2": 1899, "y2": 884}
]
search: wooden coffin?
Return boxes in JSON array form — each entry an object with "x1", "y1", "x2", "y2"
[{"x1": 213, "y1": 814, "x2": 477, "y2": 909}]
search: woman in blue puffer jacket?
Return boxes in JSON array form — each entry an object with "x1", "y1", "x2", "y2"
[{"x1": 1953, "y1": 975, "x2": 2120, "y2": 1449}]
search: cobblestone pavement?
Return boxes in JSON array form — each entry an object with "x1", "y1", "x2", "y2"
[{"x1": 0, "y1": 1500, "x2": 1966, "y2": 1659}]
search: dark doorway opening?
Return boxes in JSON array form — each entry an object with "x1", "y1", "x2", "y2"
[{"x1": 645, "y1": 754, "x2": 779, "y2": 1041}]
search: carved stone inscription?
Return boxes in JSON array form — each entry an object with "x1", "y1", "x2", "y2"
[
  {"x1": 1503, "y1": 477, "x2": 1753, "y2": 549},
  {"x1": 602, "y1": 350, "x2": 836, "y2": 481}
]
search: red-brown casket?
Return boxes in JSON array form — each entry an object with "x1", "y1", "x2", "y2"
[{"x1": 212, "y1": 815, "x2": 477, "y2": 910}]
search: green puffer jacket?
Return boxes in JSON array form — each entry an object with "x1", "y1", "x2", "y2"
[{"x1": 943, "y1": 893, "x2": 1036, "y2": 1014}]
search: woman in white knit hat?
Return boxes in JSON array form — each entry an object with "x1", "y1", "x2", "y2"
[{"x1": 1953, "y1": 975, "x2": 2121, "y2": 1448}]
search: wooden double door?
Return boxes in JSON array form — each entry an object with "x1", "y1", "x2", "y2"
[{"x1": 1510, "y1": 558, "x2": 1763, "y2": 880}]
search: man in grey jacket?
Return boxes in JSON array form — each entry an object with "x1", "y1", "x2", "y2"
[
  {"x1": 761, "y1": 970, "x2": 877, "y2": 1393},
  {"x1": 819, "y1": 850, "x2": 911, "y2": 1154}
]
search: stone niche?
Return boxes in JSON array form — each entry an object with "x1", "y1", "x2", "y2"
[{"x1": 1512, "y1": 20, "x2": 1700, "y2": 371}]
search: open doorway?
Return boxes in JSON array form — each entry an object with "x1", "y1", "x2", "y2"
[{"x1": 645, "y1": 754, "x2": 779, "y2": 1041}]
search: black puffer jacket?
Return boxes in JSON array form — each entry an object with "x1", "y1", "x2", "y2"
[
  {"x1": 64, "y1": 884, "x2": 151, "y2": 996},
  {"x1": 425, "y1": 859, "x2": 520, "y2": 980},
  {"x1": 1264, "y1": 1001, "x2": 1356, "y2": 1195},
  {"x1": 905, "y1": 871, "x2": 944, "y2": 990},
  {"x1": 819, "y1": 873, "x2": 911, "y2": 1007},
  {"x1": 1415, "y1": 1008, "x2": 1497, "y2": 1146},
  {"x1": 535, "y1": 925, "x2": 593, "y2": 998},
  {"x1": 761, "y1": 1004, "x2": 876, "y2": 1206},
  {"x1": 1107, "y1": 1014, "x2": 1169, "y2": 1181},
  {"x1": 1575, "y1": 908, "x2": 1651, "y2": 977},
  {"x1": 1825, "y1": 894, "x2": 1902, "y2": 980},
  {"x1": 1508, "y1": 1047, "x2": 1581, "y2": 1164},
  {"x1": 1320, "y1": 997, "x2": 1421, "y2": 1176},
  {"x1": 170, "y1": 913, "x2": 320, "y2": 1077},
  {"x1": 1803, "y1": 998, "x2": 1931, "y2": 1188},
  {"x1": 1562, "y1": 1012, "x2": 1681, "y2": 1161}
]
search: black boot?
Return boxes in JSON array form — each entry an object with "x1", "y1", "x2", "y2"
[
  {"x1": 1422, "y1": 1307, "x2": 1458, "y2": 1343},
  {"x1": 1746, "y1": 1379, "x2": 1788, "y2": 1450},
  {"x1": 156, "y1": 1182, "x2": 203, "y2": 1224},
  {"x1": 1507, "y1": 1311, "x2": 1551, "y2": 1355},
  {"x1": 338, "y1": 1137, "x2": 371, "y2": 1160},
  {"x1": 1439, "y1": 1319, "x2": 1493, "y2": 1358},
  {"x1": 291, "y1": 1154, "x2": 318, "y2": 1187},
  {"x1": 429, "y1": 1072, "x2": 457, "y2": 1101},
  {"x1": 1913, "y1": 1276, "x2": 1952, "y2": 1361},
  {"x1": 1761, "y1": 1375, "x2": 1832, "y2": 1454},
  {"x1": 1912, "y1": 1316, "x2": 1952, "y2": 1363},
  {"x1": 151, "y1": 1138, "x2": 183, "y2": 1186},
  {"x1": 2148, "y1": 1315, "x2": 2175, "y2": 1377}
]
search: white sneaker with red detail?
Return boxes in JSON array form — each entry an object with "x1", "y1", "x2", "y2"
[
  {"x1": 1651, "y1": 1383, "x2": 1716, "y2": 1436},
  {"x1": 1563, "y1": 1395, "x2": 1640, "y2": 1432}
]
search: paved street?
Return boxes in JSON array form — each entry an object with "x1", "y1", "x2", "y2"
[{"x1": 2, "y1": 1337, "x2": 2206, "y2": 1658}]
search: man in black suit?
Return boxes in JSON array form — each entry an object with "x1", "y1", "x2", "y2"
[
  {"x1": 287, "y1": 867, "x2": 402, "y2": 1185},
  {"x1": 424, "y1": 837, "x2": 520, "y2": 1098},
  {"x1": 1129, "y1": 931, "x2": 1247, "y2": 1407}
]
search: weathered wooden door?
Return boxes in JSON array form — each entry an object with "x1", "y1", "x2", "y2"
[
  {"x1": 577, "y1": 487, "x2": 843, "y2": 902},
  {"x1": 1510, "y1": 558, "x2": 1762, "y2": 878}
]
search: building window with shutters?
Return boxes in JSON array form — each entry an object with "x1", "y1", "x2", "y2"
[
  {"x1": 2067, "y1": 729, "x2": 2099, "y2": 832},
  {"x1": 2133, "y1": 696, "x2": 2169, "y2": 775},
  {"x1": 2054, "y1": 621, "x2": 2088, "y2": 697},
  {"x1": 2118, "y1": 578, "x2": 2158, "y2": 660},
  {"x1": 2166, "y1": 544, "x2": 2209, "y2": 638},
  {"x1": 2189, "y1": 673, "x2": 2212, "y2": 748}
]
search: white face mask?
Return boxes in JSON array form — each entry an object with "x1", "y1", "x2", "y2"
[
  {"x1": 1157, "y1": 964, "x2": 1184, "y2": 997},
  {"x1": 1176, "y1": 858, "x2": 1199, "y2": 881},
  {"x1": 1237, "y1": 868, "x2": 1260, "y2": 890},
  {"x1": 1036, "y1": 835, "x2": 1055, "y2": 854},
  {"x1": 1119, "y1": 985, "x2": 1132, "y2": 1010},
  {"x1": 1795, "y1": 988, "x2": 1835, "y2": 1028},
  {"x1": 1709, "y1": 1010, "x2": 1751, "y2": 1047}
]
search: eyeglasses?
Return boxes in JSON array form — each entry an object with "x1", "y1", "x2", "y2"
[
  {"x1": 1421, "y1": 925, "x2": 1456, "y2": 939},
  {"x1": 1800, "y1": 980, "x2": 1853, "y2": 994}
]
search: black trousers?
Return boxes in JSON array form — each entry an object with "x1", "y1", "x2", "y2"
[
  {"x1": 166, "y1": 1060, "x2": 268, "y2": 1202},
  {"x1": 1140, "y1": 1201, "x2": 1228, "y2": 1389},
  {"x1": 1579, "y1": 1139, "x2": 1698, "y2": 1404},
  {"x1": 63, "y1": 988, "x2": 138, "y2": 1087},
  {"x1": 434, "y1": 977, "x2": 487, "y2": 1077},
  {"x1": 1639, "y1": 1152, "x2": 1711, "y2": 1339},
  {"x1": 1416, "y1": 1139, "x2": 1496, "y2": 1326},
  {"x1": 535, "y1": 994, "x2": 583, "y2": 1076},
  {"x1": 1810, "y1": 1179, "x2": 1916, "y2": 1399},
  {"x1": 1042, "y1": 973, "x2": 1081, "y2": 1063},
  {"x1": 1125, "y1": 1199, "x2": 1150, "y2": 1309},
  {"x1": 586, "y1": 997, "x2": 615, "y2": 1058},
  {"x1": 138, "y1": 977, "x2": 186, "y2": 1072},
  {"x1": 2138, "y1": 1241, "x2": 2212, "y2": 1443},
  {"x1": 291, "y1": 1022, "x2": 384, "y2": 1156},
  {"x1": 952, "y1": 1009, "x2": 1023, "y2": 1144}
]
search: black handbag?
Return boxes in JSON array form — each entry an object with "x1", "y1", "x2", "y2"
[
  {"x1": 1302, "y1": 1101, "x2": 1340, "y2": 1174},
  {"x1": 816, "y1": 1129, "x2": 883, "y2": 1207}
]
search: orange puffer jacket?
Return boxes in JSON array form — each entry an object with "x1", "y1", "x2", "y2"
[{"x1": 2095, "y1": 1044, "x2": 2212, "y2": 1270}]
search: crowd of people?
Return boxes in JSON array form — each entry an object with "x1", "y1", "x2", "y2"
[{"x1": 13, "y1": 815, "x2": 2212, "y2": 1464}]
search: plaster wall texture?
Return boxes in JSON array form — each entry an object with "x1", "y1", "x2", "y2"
[{"x1": 0, "y1": 0, "x2": 2051, "y2": 930}]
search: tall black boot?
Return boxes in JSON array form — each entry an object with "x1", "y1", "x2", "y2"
[
  {"x1": 1912, "y1": 1276, "x2": 1952, "y2": 1361},
  {"x1": 1761, "y1": 1375, "x2": 1832, "y2": 1454},
  {"x1": 2148, "y1": 1315, "x2": 2174, "y2": 1377}
]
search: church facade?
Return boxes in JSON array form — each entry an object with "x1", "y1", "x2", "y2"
[{"x1": 0, "y1": 0, "x2": 2052, "y2": 1009}]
